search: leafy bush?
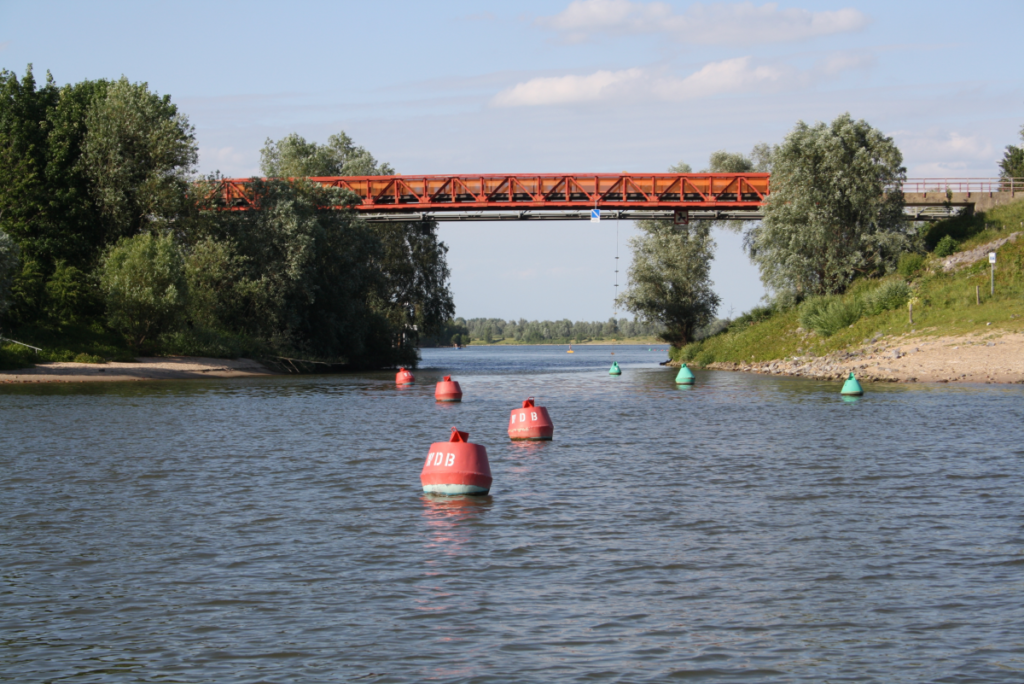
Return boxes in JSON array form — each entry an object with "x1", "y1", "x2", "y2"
[
  {"x1": 733, "y1": 305, "x2": 776, "y2": 327},
  {"x1": 0, "y1": 343, "x2": 36, "y2": 371},
  {"x1": 897, "y1": 252, "x2": 926, "y2": 278},
  {"x1": 695, "y1": 348, "x2": 718, "y2": 367},
  {"x1": 160, "y1": 328, "x2": 266, "y2": 359},
  {"x1": 672, "y1": 341, "x2": 702, "y2": 363},
  {"x1": 934, "y1": 235, "x2": 959, "y2": 257},
  {"x1": 99, "y1": 232, "x2": 186, "y2": 352},
  {"x1": 0, "y1": 229, "x2": 19, "y2": 317},
  {"x1": 799, "y1": 296, "x2": 864, "y2": 337},
  {"x1": 695, "y1": 317, "x2": 731, "y2": 340},
  {"x1": 866, "y1": 280, "x2": 911, "y2": 315},
  {"x1": 72, "y1": 352, "x2": 105, "y2": 364},
  {"x1": 44, "y1": 260, "x2": 93, "y2": 324}
]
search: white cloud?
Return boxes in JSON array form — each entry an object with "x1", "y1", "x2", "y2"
[
  {"x1": 491, "y1": 68, "x2": 644, "y2": 107},
  {"x1": 198, "y1": 146, "x2": 257, "y2": 176},
  {"x1": 894, "y1": 129, "x2": 998, "y2": 177},
  {"x1": 491, "y1": 54, "x2": 868, "y2": 107},
  {"x1": 538, "y1": 0, "x2": 870, "y2": 44}
]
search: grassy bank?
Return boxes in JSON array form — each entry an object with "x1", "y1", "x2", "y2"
[{"x1": 674, "y1": 199, "x2": 1024, "y2": 366}]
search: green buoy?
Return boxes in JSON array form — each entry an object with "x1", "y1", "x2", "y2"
[
  {"x1": 841, "y1": 372, "x2": 863, "y2": 396},
  {"x1": 675, "y1": 363, "x2": 695, "y2": 385},
  {"x1": 609, "y1": 361, "x2": 621, "y2": 375}
]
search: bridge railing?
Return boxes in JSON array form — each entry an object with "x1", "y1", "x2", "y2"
[{"x1": 902, "y1": 178, "x2": 1022, "y2": 194}]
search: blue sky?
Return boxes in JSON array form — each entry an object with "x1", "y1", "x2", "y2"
[{"x1": 3, "y1": 0, "x2": 1021, "y2": 321}]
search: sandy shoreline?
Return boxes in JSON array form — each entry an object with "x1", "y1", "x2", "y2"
[
  {"x1": 6, "y1": 332, "x2": 1023, "y2": 385},
  {"x1": 704, "y1": 330, "x2": 1024, "y2": 384},
  {"x1": 0, "y1": 356, "x2": 279, "y2": 384}
]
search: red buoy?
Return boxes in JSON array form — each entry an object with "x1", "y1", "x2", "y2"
[
  {"x1": 508, "y1": 398, "x2": 554, "y2": 441},
  {"x1": 421, "y1": 428, "x2": 492, "y2": 495},
  {"x1": 435, "y1": 375, "x2": 463, "y2": 402},
  {"x1": 395, "y1": 367, "x2": 414, "y2": 384}
]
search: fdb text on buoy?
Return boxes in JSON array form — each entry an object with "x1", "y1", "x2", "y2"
[
  {"x1": 508, "y1": 398, "x2": 554, "y2": 441},
  {"x1": 396, "y1": 367, "x2": 414, "y2": 384},
  {"x1": 421, "y1": 428, "x2": 492, "y2": 495},
  {"x1": 435, "y1": 376, "x2": 463, "y2": 402}
]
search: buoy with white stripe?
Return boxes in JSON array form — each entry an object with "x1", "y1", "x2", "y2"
[
  {"x1": 675, "y1": 363, "x2": 695, "y2": 385},
  {"x1": 435, "y1": 375, "x2": 463, "y2": 402},
  {"x1": 421, "y1": 428, "x2": 492, "y2": 496},
  {"x1": 508, "y1": 398, "x2": 554, "y2": 441},
  {"x1": 609, "y1": 361, "x2": 621, "y2": 375},
  {"x1": 396, "y1": 367, "x2": 414, "y2": 384}
]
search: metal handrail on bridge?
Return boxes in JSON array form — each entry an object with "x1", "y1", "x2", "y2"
[{"x1": 902, "y1": 178, "x2": 1021, "y2": 194}]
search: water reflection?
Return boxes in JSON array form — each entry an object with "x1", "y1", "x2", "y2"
[{"x1": 420, "y1": 494, "x2": 492, "y2": 556}]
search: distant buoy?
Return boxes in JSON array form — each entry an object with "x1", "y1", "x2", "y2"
[
  {"x1": 841, "y1": 372, "x2": 864, "y2": 396},
  {"x1": 435, "y1": 375, "x2": 463, "y2": 402},
  {"x1": 609, "y1": 361, "x2": 621, "y2": 375},
  {"x1": 675, "y1": 363, "x2": 695, "y2": 385},
  {"x1": 508, "y1": 398, "x2": 554, "y2": 441},
  {"x1": 421, "y1": 428, "x2": 492, "y2": 496},
  {"x1": 396, "y1": 367, "x2": 414, "y2": 384}
]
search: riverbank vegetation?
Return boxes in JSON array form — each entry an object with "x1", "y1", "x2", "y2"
[
  {"x1": 619, "y1": 112, "x2": 1024, "y2": 366},
  {"x1": 0, "y1": 66, "x2": 453, "y2": 371},
  {"x1": 672, "y1": 199, "x2": 1024, "y2": 366}
]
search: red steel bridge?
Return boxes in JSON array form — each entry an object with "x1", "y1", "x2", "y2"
[{"x1": 208, "y1": 173, "x2": 1021, "y2": 222}]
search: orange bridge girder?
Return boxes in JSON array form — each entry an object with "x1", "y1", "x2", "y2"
[{"x1": 211, "y1": 173, "x2": 771, "y2": 217}]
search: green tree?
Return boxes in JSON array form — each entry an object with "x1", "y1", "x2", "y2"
[
  {"x1": 257, "y1": 131, "x2": 453, "y2": 342},
  {"x1": 195, "y1": 179, "x2": 397, "y2": 362},
  {"x1": 99, "y1": 231, "x2": 186, "y2": 351},
  {"x1": 0, "y1": 228, "x2": 19, "y2": 320},
  {"x1": 371, "y1": 221, "x2": 455, "y2": 341},
  {"x1": 43, "y1": 259, "x2": 92, "y2": 324},
  {"x1": 998, "y1": 125, "x2": 1024, "y2": 181},
  {"x1": 260, "y1": 131, "x2": 394, "y2": 178},
  {"x1": 81, "y1": 76, "x2": 197, "y2": 243},
  {"x1": 746, "y1": 113, "x2": 911, "y2": 299},
  {"x1": 615, "y1": 152, "x2": 739, "y2": 347},
  {"x1": 617, "y1": 219, "x2": 719, "y2": 347}
]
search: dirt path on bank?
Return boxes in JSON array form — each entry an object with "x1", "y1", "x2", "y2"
[
  {"x1": 707, "y1": 331, "x2": 1024, "y2": 384},
  {"x1": 0, "y1": 357, "x2": 279, "y2": 384}
]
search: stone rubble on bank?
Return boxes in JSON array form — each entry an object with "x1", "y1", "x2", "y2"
[{"x1": 696, "y1": 329, "x2": 1024, "y2": 384}]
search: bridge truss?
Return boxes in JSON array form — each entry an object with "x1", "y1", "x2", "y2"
[
  {"x1": 207, "y1": 174, "x2": 1020, "y2": 222},
  {"x1": 210, "y1": 173, "x2": 770, "y2": 222}
]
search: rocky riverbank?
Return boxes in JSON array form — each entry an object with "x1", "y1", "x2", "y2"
[{"x1": 700, "y1": 330, "x2": 1024, "y2": 384}]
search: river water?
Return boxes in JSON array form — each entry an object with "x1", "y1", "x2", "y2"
[{"x1": 2, "y1": 345, "x2": 1024, "y2": 683}]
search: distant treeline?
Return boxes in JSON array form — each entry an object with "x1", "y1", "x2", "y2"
[{"x1": 420, "y1": 317, "x2": 664, "y2": 346}]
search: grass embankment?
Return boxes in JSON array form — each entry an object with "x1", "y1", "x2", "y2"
[{"x1": 673, "y1": 199, "x2": 1024, "y2": 367}]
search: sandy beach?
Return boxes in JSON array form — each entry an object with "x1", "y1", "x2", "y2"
[
  {"x1": 0, "y1": 356, "x2": 279, "y2": 384},
  {"x1": 707, "y1": 330, "x2": 1024, "y2": 384}
]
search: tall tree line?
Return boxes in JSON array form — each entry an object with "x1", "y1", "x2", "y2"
[{"x1": 0, "y1": 66, "x2": 453, "y2": 367}]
